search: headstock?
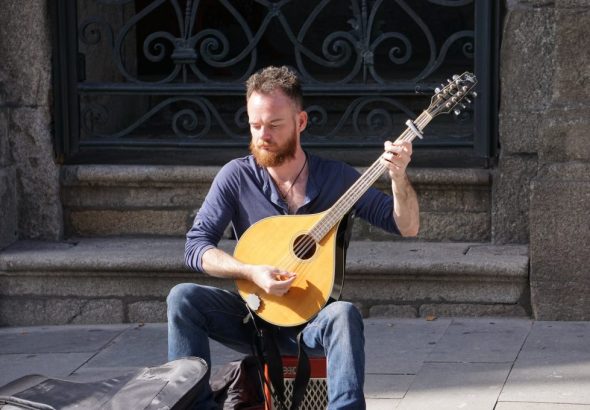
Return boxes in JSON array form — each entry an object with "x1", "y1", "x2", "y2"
[{"x1": 428, "y1": 72, "x2": 478, "y2": 118}]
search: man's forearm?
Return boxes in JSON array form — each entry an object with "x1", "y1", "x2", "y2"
[
  {"x1": 201, "y1": 247, "x2": 254, "y2": 280},
  {"x1": 391, "y1": 174, "x2": 420, "y2": 237}
]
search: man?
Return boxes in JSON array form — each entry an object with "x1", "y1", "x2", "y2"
[{"x1": 167, "y1": 65, "x2": 419, "y2": 409}]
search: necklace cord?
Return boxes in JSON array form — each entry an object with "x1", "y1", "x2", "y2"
[{"x1": 272, "y1": 155, "x2": 308, "y2": 200}]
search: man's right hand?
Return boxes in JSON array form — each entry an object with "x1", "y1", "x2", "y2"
[
  {"x1": 201, "y1": 248, "x2": 296, "y2": 296},
  {"x1": 250, "y1": 265, "x2": 296, "y2": 296}
]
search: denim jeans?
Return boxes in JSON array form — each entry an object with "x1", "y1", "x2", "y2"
[{"x1": 167, "y1": 283, "x2": 366, "y2": 410}]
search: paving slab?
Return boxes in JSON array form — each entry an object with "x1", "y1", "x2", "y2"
[
  {"x1": 365, "y1": 374, "x2": 413, "y2": 399},
  {"x1": 68, "y1": 339, "x2": 242, "y2": 382},
  {"x1": 397, "y1": 362, "x2": 513, "y2": 410},
  {"x1": 427, "y1": 318, "x2": 532, "y2": 363},
  {"x1": 79, "y1": 324, "x2": 168, "y2": 369},
  {"x1": 77, "y1": 323, "x2": 241, "y2": 369},
  {"x1": 5, "y1": 318, "x2": 590, "y2": 409},
  {"x1": 366, "y1": 398, "x2": 401, "y2": 409},
  {"x1": 0, "y1": 352, "x2": 95, "y2": 386},
  {"x1": 496, "y1": 403, "x2": 590, "y2": 410},
  {"x1": 499, "y1": 321, "x2": 590, "y2": 405},
  {"x1": 0, "y1": 324, "x2": 130, "y2": 354},
  {"x1": 364, "y1": 318, "x2": 451, "y2": 374}
]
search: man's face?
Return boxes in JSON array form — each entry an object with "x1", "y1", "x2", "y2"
[{"x1": 247, "y1": 90, "x2": 307, "y2": 167}]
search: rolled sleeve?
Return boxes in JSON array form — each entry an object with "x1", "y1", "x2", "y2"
[
  {"x1": 184, "y1": 162, "x2": 240, "y2": 273},
  {"x1": 340, "y1": 164, "x2": 400, "y2": 235},
  {"x1": 356, "y1": 187, "x2": 400, "y2": 235}
]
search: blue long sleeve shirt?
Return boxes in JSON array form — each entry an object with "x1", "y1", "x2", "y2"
[{"x1": 185, "y1": 153, "x2": 400, "y2": 272}]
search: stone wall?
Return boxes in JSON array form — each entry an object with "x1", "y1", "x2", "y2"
[
  {"x1": 0, "y1": 85, "x2": 17, "y2": 249},
  {"x1": 2, "y1": 0, "x2": 590, "y2": 322},
  {"x1": 0, "y1": 1, "x2": 62, "y2": 241},
  {"x1": 493, "y1": 1, "x2": 554, "y2": 244},
  {"x1": 498, "y1": 1, "x2": 590, "y2": 319},
  {"x1": 60, "y1": 165, "x2": 491, "y2": 242}
]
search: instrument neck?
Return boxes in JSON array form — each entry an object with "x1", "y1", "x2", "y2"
[{"x1": 308, "y1": 110, "x2": 432, "y2": 241}]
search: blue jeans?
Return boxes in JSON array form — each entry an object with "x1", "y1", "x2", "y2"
[{"x1": 167, "y1": 283, "x2": 366, "y2": 409}]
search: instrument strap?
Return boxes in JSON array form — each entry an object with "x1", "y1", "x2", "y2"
[
  {"x1": 262, "y1": 327, "x2": 287, "y2": 407},
  {"x1": 250, "y1": 317, "x2": 310, "y2": 410},
  {"x1": 290, "y1": 331, "x2": 311, "y2": 410}
]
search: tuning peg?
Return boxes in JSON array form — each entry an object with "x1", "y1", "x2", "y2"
[
  {"x1": 453, "y1": 109, "x2": 462, "y2": 116},
  {"x1": 435, "y1": 87, "x2": 441, "y2": 93},
  {"x1": 464, "y1": 97, "x2": 472, "y2": 104},
  {"x1": 452, "y1": 74, "x2": 460, "y2": 80},
  {"x1": 471, "y1": 91, "x2": 478, "y2": 98}
]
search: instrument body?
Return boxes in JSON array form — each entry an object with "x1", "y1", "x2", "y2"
[{"x1": 234, "y1": 211, "x2": 353, "y2": 327}]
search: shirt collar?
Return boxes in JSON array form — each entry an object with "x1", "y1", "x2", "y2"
[{"x1": 250, "y1": 152, "x2": 321, "y2": 214}]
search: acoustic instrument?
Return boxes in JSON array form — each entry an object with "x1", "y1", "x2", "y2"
[{"x1": 235, "y1": 72, "x2": 478, "y2": 326}]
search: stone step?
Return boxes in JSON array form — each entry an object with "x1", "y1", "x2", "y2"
[
  {"x1": 0, "y1": 237, "x2": 529, "y2": 326},
  {"x1": 61, "y1": 165, "x2": 491, "y2": 242}
]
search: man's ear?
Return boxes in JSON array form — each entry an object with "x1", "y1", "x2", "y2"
[{"x1": 298, "y1": 110, "x2": 308, "y2": 133}]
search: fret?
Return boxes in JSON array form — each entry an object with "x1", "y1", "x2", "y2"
[{"x1": 309, "y1": 111, "x2": 433, "y2": 241}]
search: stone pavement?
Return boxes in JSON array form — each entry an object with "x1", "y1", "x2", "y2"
[{"x1": 1, "y1": 318, "x2": 590, "y2": 409}]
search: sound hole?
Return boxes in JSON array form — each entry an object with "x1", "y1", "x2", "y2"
[{"x1": 293, "y1": 234, "x2": 317, "y2": 260}]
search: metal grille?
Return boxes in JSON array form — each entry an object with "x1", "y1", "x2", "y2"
[
  {"x1": 52, "y1": 0, "x2": 499, "y2": 164},
  {"x1": 271, "y1": 378, "x2": 328, "y2": 410}
]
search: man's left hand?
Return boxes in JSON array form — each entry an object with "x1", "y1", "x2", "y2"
[{"x1": 381, "y1": 140, "x2": 412, "y2": 181}]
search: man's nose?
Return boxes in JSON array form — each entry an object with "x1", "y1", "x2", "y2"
[{"x1": 258, "y1": 127, "x2": 272, "y2": 142}]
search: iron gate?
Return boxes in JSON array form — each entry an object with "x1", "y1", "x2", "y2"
[{"x1": 52, "y1": 0, "x2": 499, "y2": 165}]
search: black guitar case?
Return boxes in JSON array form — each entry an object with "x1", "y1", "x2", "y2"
[{"x1": 0, "y1": 357, "x2": 207, "y2": 410}]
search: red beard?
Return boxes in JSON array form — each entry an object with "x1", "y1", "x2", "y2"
[{"x1": 249, "y1": 132, "x2": 298, "y2": 168}]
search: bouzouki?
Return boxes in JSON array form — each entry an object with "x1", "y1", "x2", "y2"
[{"x1": 235, "y1": 72, "x2": 478, "y2": 327}]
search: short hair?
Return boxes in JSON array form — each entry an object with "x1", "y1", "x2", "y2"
[{"x1": 245, "y1": 66, "x2": 303, "y2": 110}]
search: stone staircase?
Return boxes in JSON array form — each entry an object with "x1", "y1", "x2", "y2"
[{"x1": 0, "y1": 165, "x2": 530, "y2": 325}]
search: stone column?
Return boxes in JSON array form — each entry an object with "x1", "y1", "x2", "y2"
[
  {"x1": 0, "y1": 1, "x2": 63, "y2": 240},
  {"x1": 493, "y1": 1, "x2": 555, "y2": 244},
  {"x1": 0, "y1": 85, "x2": 17, "y2": 249},
  {"x1": 528, "y1": 3, "x2": 590, "y2": 319}
]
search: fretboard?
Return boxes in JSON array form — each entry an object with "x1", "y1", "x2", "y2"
[{"x1": 308, "y1": 110, "x2": 432, "y2": 242}]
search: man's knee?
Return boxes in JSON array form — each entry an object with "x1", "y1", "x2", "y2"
[
  {"x1": 168, "y1": 283, "x2": 194, "y2": 306},
  {"x1": 325, "y1": 301, "x2": 363, "y2": 327},
  {"x1": 167, "y1": 283, "x2": 204, "y2": 320},
  {"x1": 329, "y1": 301, "x2": 361, "y2": 317}
]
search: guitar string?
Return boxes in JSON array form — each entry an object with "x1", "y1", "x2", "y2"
[
  {"x1": 315, "y1": 111, "x2": 431, "y2": 235},
  {"x1": 252, "y1": 80, "x2": 474, "y2": 319},
  {"x1": 257, "y1": 115, "x2": 430, "y2": 321},
  {"x1": 272, "y1": 114, "x2": 431, "y2": 284},
  {"x1": 275, "y1": 114, "x2": 430, "y2": 278},
  {"x1": 277, "y1": 134, "x2": 411, "y2": 286},
  {"x1": 282, "y1": 138, "x2": 411, "y2": 275},
  {"x1": 258, "y1": 81, "x2": 474, "y2": 312},
  {"x1": 283, "y1": 116, "x2": 428, "y2": 273}
]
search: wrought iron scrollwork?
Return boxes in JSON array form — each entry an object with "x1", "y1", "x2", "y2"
[
  {"x1": 74, "y1": 0, "x2": 475, "y2": 147},
  {"x1": 82, "y1": 96, "x2": 248, "y2": 140},
  {"x1": 80, "y1": 0, "x2": 473, "y2": 84}
]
